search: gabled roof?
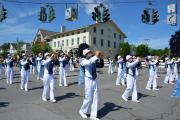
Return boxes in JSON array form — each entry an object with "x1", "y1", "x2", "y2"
[
  {"x1": 33, "y1": 29, "x2": 58, "y2": 42},
  {"x1": 39, "y1": 29, "x2": 58, "y2": 38},
  {"x1": 49, "y1": 20, "x2": 127, "y2": 38}
]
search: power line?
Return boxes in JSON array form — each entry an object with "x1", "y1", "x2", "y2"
[{"x1": 0, "y1": 0, "x2": 157, "y2": 5}]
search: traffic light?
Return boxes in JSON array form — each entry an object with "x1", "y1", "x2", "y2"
[
  {"x1": 102, "y1": 8, "x2": 110, "y2": 22},
  {"x1": 38, "y1": 7, "x2": 47, "y2": 22},
  {"x1": 0, "y1": 5, "x2": 7, "y2": 22},
  {"x1": 152, "y1": 9, "x2": 159, "y2": 24},
  {"x1": 48, "y1": 6, "x2": 56, "y2": 22},
  {"x1": 91, "y1": 7, "x2": 101, "y2": 22},
  {"x1": 142, "y1": 9, "x2": 150, "y2": 23}
]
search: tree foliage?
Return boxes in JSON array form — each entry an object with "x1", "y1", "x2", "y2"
[
  {"x1": 31, "y1": 43, "x2": 52, "y2": 55},
  {"x1": 169, "y1": 30, "x2": 180, "y2": 57},
  {"x1": 136, "y1": 44, "x2": 149, "y2": 57},
  {"x1": 119, "y1": 42, "x2": 130, "y2": 55}
]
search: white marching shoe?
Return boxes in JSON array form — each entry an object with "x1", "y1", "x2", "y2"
[{"x1": 79, "y1": 110, "x2": 87, "y2": 118}]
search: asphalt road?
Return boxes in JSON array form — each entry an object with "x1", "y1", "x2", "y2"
[{"x1": 0, "y1": 67, "x2": 179, "y2": 120}]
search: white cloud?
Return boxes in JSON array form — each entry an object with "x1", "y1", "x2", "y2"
[
  {"x1": 79, "y1": 0, "x2": 112, "y2": 15},
  {"x1": 6, "y1": 10, "x2": 38, "y2": 24},
  {"x1": 0, "y1": 23, "x2": 36, "y2": 36}
]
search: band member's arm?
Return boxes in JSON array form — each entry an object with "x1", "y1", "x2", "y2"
[{"x1": 126, "y1": 59, "x2": 139, "y2": 68}]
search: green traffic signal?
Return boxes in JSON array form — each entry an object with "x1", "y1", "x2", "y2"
[
  {"x1": 48, "y1": 6, "x2": 56, "y2": 22},
  {"x1": 0, "y1": 5, "x2": 7, "y2": 22},
  {"x1": 141, "y1": 9, "x2": 150, "y2": 24},
  {"x1": 92, "y1": 12, "x2": 96, "y2": 21},
  {"x1": 103, "y1": 8, "x2": 110, "y2": 22},
  {"x1": 152, "y1": 9, "x2": 159, "y2": 24},
  {"x1": 92, "y1": 6, "x2": 101, "y2": 22}
]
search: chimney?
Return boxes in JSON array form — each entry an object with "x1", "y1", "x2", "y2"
[{"x1": 60, "y1": 25, "x2": 66, "y2": 33}]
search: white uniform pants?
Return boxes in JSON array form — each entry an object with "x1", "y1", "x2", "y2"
[
  {"x1": 0, "y1": 66, "x2": 2, "y2": 80},
  {"x1": 108, "y1": 64, "x2": 113, "y2": 74},
  {"x1": 30, "y1": 65, "x2": 35, "y2": 74},
  {"x1": 116, "y1": 68, "x2": 123, "y2": 84},
  {"x1": 37, "y1": 65, "x2": 42, "y2": 79},
  {"x1": 59, "y1": 67, "x2": 67, "y2": 86},
  {"x1": 21, "y1": 69, "x2": 29, "y2": 89},
  {"x1": 6, "y1": 68, "x2": 13, "y2": 84},
  {"x1": 173, "y1": 68, "x2": 178, "y2": 80},
  {"x1": 164, "y1": 69, "x2": 173, "y2": 83},
  {"x1": 80, "y1": 77, "x2": 98, "y2": 117},
  {"x1": 122, "y1": 74, "x2": 138, "y2": 100},
  {"x1": 42, "y1": 74, "x2": 55, "y2": 100},
  {"x1": 146, "y1": 71, "x2": 157, "y2": 89},
  {"x1": 70, "y1": 63, "x2": 74, "y2": 71}
]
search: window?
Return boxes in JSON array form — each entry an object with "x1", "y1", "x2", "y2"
[
  {"x1": 66, "y1": 39, "x2": 69, "y2": 46},
  {"x1": 77, "y1": 37, "x2": 80, "y2": 45},
  {"x1": 101, "y1": 39, "x2": 103, "y2": 46},
  {"x1": 54, "y1": 42, "x2": 56, "y2": 47},
  {"x1": 62, "y1": 40, "x2": 64, "y2": 46},
  {"x1": 84, "y1": 29, "x2": 86, "y2": 33},
  {"x1": 62, "y1": 34, "x2": 64, "y2": 37},
  {"x1": 108, "y1": 40, "x2": 110, "y2": 47},
  {"x1": 119, "y1": 35, "x2": 121, "y2": 40},
  {"x1": 114, "y1": 42, "x2": 116, "y2": 48},
  {"x1": 71, "y1": 32, "x2": 74, "y2": 35},
  {"x1": 93, "y1": 37, "x2": 96, "y2": 45},
  {"x1": 114, "y1": 33, "x2": 116, "y2": 38},
  {"x1": 77, "y1": 31, "x2": 80, "y2": 34},
  {"x1": 66, "y1": 33, "x2": 69, "y2": 36},
  {"x1": 71, "y1": 38, "x2": 74, "y2": 45},
  {"x1": 101, "y1": 29, "x2": 104, "y2": 35},
  {"x1": 83, "y1": 36, "x2": 86, "y2": 43},
  {"x1": 93, "y1": 27, "x2": 96, "y2": 33},
  {"x1": 58, "y1": 41, "x2": 60, "y2": 47}
]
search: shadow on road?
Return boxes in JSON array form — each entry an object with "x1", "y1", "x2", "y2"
[
  {"x1": 0, "y1": 102, "x2": 10, "y2": 107},
  {"x1": 98, "y1": 102, "x2": 132, "y2": 119},
  {"x1": 138, "y1": 92, "x2": 156, "y2": 99},
  {"x1": 55, "y1": 92, "x2": 82, "y2": 102},
  {"x1": 29, "y1": 86, "x2": 43, "y2": 90},
  {"x1": 0, "y1": 87, "x2": 6, "y2": 90},
  {"x1": 67, "y1": 75, "x2": 78, "y2": 77},
  {"x1": 68, "y1": 82, "x2": 78, "y2": 86}
]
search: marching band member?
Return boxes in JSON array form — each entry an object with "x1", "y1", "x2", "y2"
[
  {"x1": 36, "y1": 53, "x2": 43, "y2": 80},
  {"x1": 172, "y1": 58, "x2": 180, "y2": 81},
  {"x1": 164, "y1": 57, "x2": 174, "y2": 84},
  {"x1": 116, "y1": 55, "x2": 124, "y2": 86},
  {"x1": 20, "y1": 53, "x2": 31, "y2": 91},
  {"x1": 145, "y1": 56, "x2": 159, "y2": 90},
  {"x1": 121, "y1": 55, "x2": 140, "y2": 103},
  {"x1": 5, "y1": 54, "x2": 14, "y2": 84},
  {"x1": 59, "y1": 53, "x2": 68, "y2": 87},
  {"x1": 42, "y1": 53, "x2": 56, "y2": 103},
  {"x1": 0, "y1": 56, "x2": 3, "y2": 80},
  {"x1": 108, "y1": 58, "x2": 113, "y2": 74},
  {"x1": 79, "y1": 49, "x2": 101, "y2": 120},
  {"x1": 69, "y1": 57, "x2": 74, "y2": 71},
  {"x1": 30, "y1": 55, "x2": 36, "y2": 74}
]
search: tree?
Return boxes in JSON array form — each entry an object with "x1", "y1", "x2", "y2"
[
  {"x1": 31, "y1": 43, "x2": 52, "y2": 55},
  {"x1": 14, "y1": 38, "x2": 24, "y2": 55},
  {"x1": 136, "y1": 44, "x2": 149, "y2": 57},
  {"x1": 170, "y1": 30, "x2": 180, "y2": 57},
  {"x1": 130, "y1": 44, "x2": 137, "y2": 55},
  {"x1": 1, "y1": 43, "x2": 10, "y2": 53},
  {"x1": 119, "y1": 42, "x2": 130, "y2": 56}
]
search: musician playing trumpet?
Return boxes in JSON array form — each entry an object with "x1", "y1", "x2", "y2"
[
  {"x1": 20, "y1": 53, "x2": 31, "y2": 91},
  {"x1": 5, "y1": 54, "x2": 14, "y2": 84},
  {"x1": 79, "y1": 49, "x2": 102, "y2": 120}
]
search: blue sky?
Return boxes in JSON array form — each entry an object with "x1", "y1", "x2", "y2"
[{"x1": 0, "y1": 0, "x2": 179, "y2": 49}]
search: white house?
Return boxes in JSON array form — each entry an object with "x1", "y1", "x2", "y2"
[{"x1": 50, "y1": 20, "x2": 127, "y2": 57}]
